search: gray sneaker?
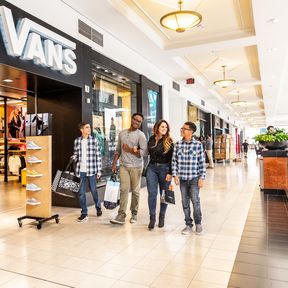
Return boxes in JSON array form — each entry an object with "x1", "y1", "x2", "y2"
[
  {"x1": 181, "y1": 225, "x2": 193, "y2": 235},
  {"x1": 130, "y1": 214, "x2": 137, "y2": 223},
  {"x1": 196, "y1": 224, "x2": 203, "y2": 234},
  {"x1": 110, "y1": 214, "x2": 125, "y2": 225}
]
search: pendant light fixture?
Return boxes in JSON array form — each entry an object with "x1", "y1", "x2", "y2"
[
  {"x1": 240, "y1": 104, "x2": 251, "y2": 116},
  {"x1": 231, "y1": 90, "x2": 246, "y2": 107},
  {"x1": 213, "y1": 65, "x2": 236, "y2": 88},
  {"x1": 160, "y1": 1, "x2": 202, "y2": 33}
]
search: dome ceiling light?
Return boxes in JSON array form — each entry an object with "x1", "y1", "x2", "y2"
[
  {"x1": 213, "y1": 65, "x2": 236, "y2": 88},
  {"x1": 160, "y1": 1, "x2": 202, "y2": 33},
  {"x1": 240, "y1": 105, "x2": 251, "y2": 116},
  {"x1": 231, "y1": 90, "x2": 246, "y2": 107}
]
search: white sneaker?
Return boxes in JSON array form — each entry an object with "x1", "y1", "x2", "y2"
[
  {"x1": 26, "y1": 183, "x2": 41, "y2": 191},
  {"x1": 181, "y1": 225, "x2": 193, "y2": 235},
  {"x1": 27, "y1": 141, "x2": 42, "y2": 150},
  {"x1": 27, "y1": 156, "x2": 42, "y2": 163},
  {"x1": 26, "y1": 198, "x2": 41, "y2": 205}
]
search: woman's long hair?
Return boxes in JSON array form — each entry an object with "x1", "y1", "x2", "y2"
[{"x1": 153, "y1": 119, "x2": 173, "y2": 153}]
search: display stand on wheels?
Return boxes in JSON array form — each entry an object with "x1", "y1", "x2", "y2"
[{"x1": 17, "y1": 135, "x2": 59, "y2": 229}]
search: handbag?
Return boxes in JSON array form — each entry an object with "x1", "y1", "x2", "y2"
[
  {"x1": 142, "y1": 159, "x2": 150, "y2": 177},
  {"x1": 104, "y1": 173, "x2": 120, "y2": 210},
  {"x1": 52, "y1": 159, "x2": 80, "y2": 198}
]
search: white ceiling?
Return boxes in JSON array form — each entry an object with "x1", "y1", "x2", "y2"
[{"x1": 61, "y1": 0, "x2": 288, "y2": 127}]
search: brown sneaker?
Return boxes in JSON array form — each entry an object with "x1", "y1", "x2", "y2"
[{"x1": 110, "y1": 214, "x2": 125, "y2": 224}]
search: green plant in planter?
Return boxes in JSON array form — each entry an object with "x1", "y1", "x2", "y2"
[{"x1": 254, "y1": 128, "x2": 288, "y2": 142}]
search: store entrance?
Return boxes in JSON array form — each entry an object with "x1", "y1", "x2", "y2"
[
  {"x1": 0, "y1": 64, "x2": 30, "y2": 183},
  {"x1": 0, "y1": 64, "x2": 82, "y2": 184}
]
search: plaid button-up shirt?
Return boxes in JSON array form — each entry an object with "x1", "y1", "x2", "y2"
[
  {"x1": 172, "y1": 138, "x2": 206, "y2": 180},
  {"x1": 73, "y1": 135, "x2": 102, "y2": 177}
]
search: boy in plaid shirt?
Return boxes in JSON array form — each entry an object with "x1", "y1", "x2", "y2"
[
  {"x1": 73, "y1": 122, "x2": 102, "y2": 222},
  {"x1": 172, "y1": 122, "x2": 206, "y2": 235}
]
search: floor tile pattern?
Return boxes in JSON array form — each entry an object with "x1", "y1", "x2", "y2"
[
  {"x1": 228, "y1": 189, "x2": 288, "y2": 288},
  {"x1": 1, "y1": 152, "x2": 287, "y2": 287}
]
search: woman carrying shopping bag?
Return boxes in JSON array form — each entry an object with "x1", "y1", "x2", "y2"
[{"x1": 146, "y1": 119, "x2": 174, "y2": 230}]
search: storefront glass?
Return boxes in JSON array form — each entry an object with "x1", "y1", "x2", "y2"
[
  {"x1": 146, "y1": 89, "x2": 159, "y2": 137},
  {"x1": 0, "y1": 97, "x2": 27, "y2": 182},
  {"x1": 91, "y1": 65, "x2": 137, "y2": 178}
]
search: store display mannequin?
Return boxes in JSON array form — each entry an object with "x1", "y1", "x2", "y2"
[{"x1": 8, "y1": 106, "x2": 22, "y2": 138}]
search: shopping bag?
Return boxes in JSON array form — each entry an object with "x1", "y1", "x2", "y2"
[
  {"x1": 52, "y1": 159, "x2": 80, "y2": 198},
  {"x1": 160, "y1": 185, "x2": 176, "y2": 205},
  {"x1": 164, "y1": 189, "x2": 176, "y2": 204},
  {"x1": 104, "y1": 174, "x2": 120, "y2": 210}
]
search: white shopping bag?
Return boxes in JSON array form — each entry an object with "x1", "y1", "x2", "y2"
[{"x1": 104, "y1": 175, "x2": 120, "y2": 209}]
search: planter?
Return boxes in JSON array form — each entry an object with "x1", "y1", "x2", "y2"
[{"x1": 259, "y1": 140, "x2": 288, "y2": 150}]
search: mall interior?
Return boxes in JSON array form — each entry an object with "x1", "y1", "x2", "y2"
[{"x1": 0, "y1": 0, "x2": 287, "y2": 287}]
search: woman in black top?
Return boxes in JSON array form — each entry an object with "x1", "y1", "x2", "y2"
[{"x1": 146, "y1": 119, "x2": 174, "y2": 230}]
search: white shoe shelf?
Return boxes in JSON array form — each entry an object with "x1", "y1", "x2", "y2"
[{"x1": 17, "y1": 136, "x2": 59, "y2": 229}]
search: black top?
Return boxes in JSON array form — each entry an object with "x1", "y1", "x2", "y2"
[
  {"x1": 242, "y1": 142, "x2": 249, "y2": 152},
  {"x1": 148, "y1": 136, "x2": 174, "y2": 173}
]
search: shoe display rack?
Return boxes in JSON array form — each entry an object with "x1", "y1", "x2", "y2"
[{"x1": 17, "y1": 136, "x2": 59, "y2": 229}]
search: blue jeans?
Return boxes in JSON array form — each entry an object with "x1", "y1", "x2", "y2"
[
  {"x1": 180, "y1": 177, "x2": 202, "y2": 227},
  {"x1": 146, "y1": 163, "x2": 170, "y2": 217},
  {"x1": 79, "y1": 172, "x2": 100, "y2": 216}
]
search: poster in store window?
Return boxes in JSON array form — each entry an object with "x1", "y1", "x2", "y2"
[{"x1": 147, "y1": 89, "x2": 158, "y2": 137}]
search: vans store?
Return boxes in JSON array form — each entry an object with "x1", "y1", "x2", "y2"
[{"x1": 0, "y1": 1, "x2": 162, "y2": 205}]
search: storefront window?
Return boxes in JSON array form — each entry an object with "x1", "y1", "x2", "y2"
[
  {"x1": 91, "y1": 66, "x2": 136, "y2": 178},
  {"x1": 146, "y1": 89, "x2": 159, "y2": 137},
  {"x1": 0, "y1": 98, "x2": 27, "y2": 182}
]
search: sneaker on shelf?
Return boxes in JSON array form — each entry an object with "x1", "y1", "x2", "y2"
[
  {"x1": 27, "y1": 141, "x2": 42, "y2": 150},
  {"x1": 110, "y1": 214, "x2": 125, "y2": 225},
  {"x1": 195, "y1": 224, "x2": 203, "y2": 234},
  {"x1": 26, "y1": 198, "x2": 41, "y2": 205},
  {"x1": 26, "y1": 183, "x2": 41, "y2": 191},
  {"x1": 181, "y1": 225, "x2": 193, "y2": 235},
  {"x1": 130, "y1": 214, "x2": 137, "y2": 224},
  {"x1": 77, "y1": 215, "x2": 88, "y2": 222},
  {"x1": 27, "y1": 156, "x2": 42, "y2": 164},
  {"x1": 27, "y1": 170, "x2": 43, "y2": 177}
]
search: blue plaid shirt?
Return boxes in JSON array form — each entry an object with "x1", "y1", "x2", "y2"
[
  {"x1": 172, "y1": 138, "x2": 206, "y2": 180},
  {"x1": 73, "y1": 135, "x2": 102, "y2": 177}
]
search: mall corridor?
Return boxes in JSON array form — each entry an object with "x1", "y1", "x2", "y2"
[{"x1": 1, "y1": 152, "x2": 287, "y2": 288}]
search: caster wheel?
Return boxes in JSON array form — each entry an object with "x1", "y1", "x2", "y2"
[
  {"x1": 55, "y1": 218, "x2": 59, "y2": 224},
  {"x1": 37, "y1": 223, "x2": 42, "y2": 230},
  {"x1": 18, "y1": 221, "x2": 22, "y2": 227}
]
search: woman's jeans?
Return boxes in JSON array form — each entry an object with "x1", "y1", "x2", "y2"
[
  {"x1": 79, "y1": 172, "x2": 100, "y2": 216},
  {"x1": 146, "y1": 163, "x2": 170, "y2": 217},
  {"x1": 180, "y1": 177, "x2": 202, "y2": 227}
]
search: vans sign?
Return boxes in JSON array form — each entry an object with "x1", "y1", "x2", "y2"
[{"x1": 0, "y1": 6, "x2": 77, "y2": 75}]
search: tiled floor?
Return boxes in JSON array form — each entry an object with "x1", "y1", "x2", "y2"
[
  {"x1": 0, "y1": 151, "x2": 285, "y2": 287},
  {"x1": 228, "y1": 189, "x2": 288, "y2": 288}
]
